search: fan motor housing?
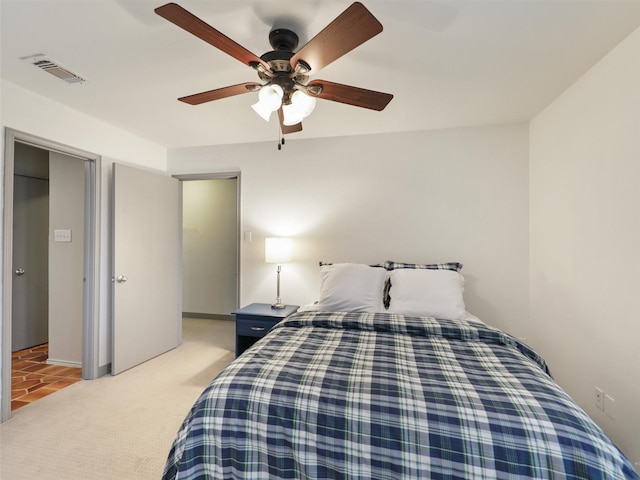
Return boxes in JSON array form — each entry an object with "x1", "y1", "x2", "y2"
[{"x1": 259, "y1": 29, "x2": 308, "y2": 84}]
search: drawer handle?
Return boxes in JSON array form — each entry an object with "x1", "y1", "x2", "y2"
[{"x1": 250, "y1": 326, "x2": 266, "y2": 331}]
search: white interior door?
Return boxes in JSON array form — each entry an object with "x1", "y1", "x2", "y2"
[{"x1": 112, "y1": 163, "x2": 181, "y2": 375}]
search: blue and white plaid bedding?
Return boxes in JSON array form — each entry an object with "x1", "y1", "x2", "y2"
[{"x1": 163, "y1": 311, "x2": 638, "y2": 479}]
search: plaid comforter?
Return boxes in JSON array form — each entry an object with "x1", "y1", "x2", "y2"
[{"x1": 163, "y1": 311, "x2": 638, "y2": 479}]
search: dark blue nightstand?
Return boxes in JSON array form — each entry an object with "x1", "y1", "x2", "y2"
[{"x1": 232, "y1": 303, "x2": 299, "y2": 357}]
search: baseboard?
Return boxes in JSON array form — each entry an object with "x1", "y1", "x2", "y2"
[
  {"x1": 47, "y1": 358, "x2": 82, "y2": 368},
  {"x1": 183, "y1": 312, "x2": 234, "y2": 321}
]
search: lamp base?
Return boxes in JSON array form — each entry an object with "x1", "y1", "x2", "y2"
[{"x1": 271, "y1": 302, "x2": 286, "y2": 309}]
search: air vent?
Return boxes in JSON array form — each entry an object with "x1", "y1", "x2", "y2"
[{"x1": 21, "y1": 54, "x2": 86, "y2": 84}]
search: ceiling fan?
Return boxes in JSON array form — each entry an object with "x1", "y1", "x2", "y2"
[{"x1": 155, "y1": 2, "x2": 393, "y2": 135}]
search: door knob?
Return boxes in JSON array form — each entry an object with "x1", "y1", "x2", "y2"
[
  {"x1": 116, "y1": 275, "x2": 128, "y2": 283},
  {"x1": 15, "y1": 268, "x2": 25, "y2": 276}
]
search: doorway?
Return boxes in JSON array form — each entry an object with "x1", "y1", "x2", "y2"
[
  {"x1": 1, "y1": 129, "x2": 101, "y2": 422},
  {"x1": 10, "y1": 144, "x2": 87, "y2": 410}
]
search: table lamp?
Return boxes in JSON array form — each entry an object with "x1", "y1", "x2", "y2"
[{"x1": 265, "y1": 237, "x2": 292, "y2": 309}]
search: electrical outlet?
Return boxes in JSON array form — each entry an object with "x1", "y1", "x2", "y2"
[
  {"x1": 594, "y1": 387, "x2": 604, "y2": 410},
  {"x1": 604, "y1": 394, "x2": 615, "y2": 419}
]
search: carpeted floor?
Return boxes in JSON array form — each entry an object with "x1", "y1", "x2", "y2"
[{"x1": 0, "y1": 318, "x2": 235, "y2": 480}]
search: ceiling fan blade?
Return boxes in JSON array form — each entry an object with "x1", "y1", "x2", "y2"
[
  {"x1": 307, "y1": 80, "x2": 393, "y2": 111},
  {"x1": 178, "y1": 82, "x2": 261, "y2": 105},
  {"x1": 277, "y1": 108, "x2": 303, "y2": 134},
  {"x1": 290, "y1": 2, "x2": 383, "y2": 73},
  {"x1": 155, "y1": 3, "x2": 270, "y2": 70}
]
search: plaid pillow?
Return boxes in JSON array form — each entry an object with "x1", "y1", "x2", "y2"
[
  {"x1": 383, "y1": 277, "x2": 392, "y2": 309},
  {"x1": 383, "y1": 261, "x2": 463, "y2": 272},
  {"x1": 319, "y1": 261, "x2": 386, "y2": 269}
]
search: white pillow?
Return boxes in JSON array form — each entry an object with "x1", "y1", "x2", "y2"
[
  {"x1": 316, "y1": 263, "x2": 387, "y2": 312},
  {"x1": 387, "y1": 269, "x2": 465, "y2": 319}
]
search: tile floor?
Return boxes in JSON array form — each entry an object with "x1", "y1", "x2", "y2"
[{"x1": 11, "y1": 344, "x2": 82, "y2": 411}]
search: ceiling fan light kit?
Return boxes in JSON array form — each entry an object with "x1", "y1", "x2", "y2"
[{"x1": 155, "y1": 1, "x2": 393, "y2": 137}]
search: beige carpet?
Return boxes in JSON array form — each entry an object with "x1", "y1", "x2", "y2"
[{"x1": 0, "y1": 318, "x2": 235, "y2": 480}]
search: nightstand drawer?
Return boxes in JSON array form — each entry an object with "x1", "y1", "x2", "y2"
[{"x1": 236, "y1": 318, "x2": 279, "y2": 337}]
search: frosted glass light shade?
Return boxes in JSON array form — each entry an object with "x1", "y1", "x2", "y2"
[
  {"x1": 252, "y1": 101, "x2": 274, "y2": 121},
  {"x1": 265, "y1": 237, "x2": 292, "y2": 264},
  {"x1": 282, "y1": 90, "x2": 316, "y2": 125},
  {"x1": 252, "y1": 84, "x2": 284, "y2": 122}
]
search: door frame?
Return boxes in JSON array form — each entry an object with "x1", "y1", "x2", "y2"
[
  {"x1": 1, "y1": 128, "x2": 101, "y2": 422},
  {"x1": 173, "y1": 172, "x2": 241, "y2": 312}
]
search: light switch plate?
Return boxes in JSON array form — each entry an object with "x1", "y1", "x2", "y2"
[{"x1": 54, "y1": 229, "x2": 72, "y2": 242}]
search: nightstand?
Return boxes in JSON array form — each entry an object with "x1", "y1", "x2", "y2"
[{"x1": 232, "y1": 303, "x2": 299, "y2": 357}]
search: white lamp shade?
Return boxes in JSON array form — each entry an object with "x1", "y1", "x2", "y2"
[
  {"x1": 265, "y1": 237, "x2": 292, "y2": 264},
  {"x1": 282, "y1": 104, "x2": 303, "y2": 126},
  {"x1": 252, "y1": 84, "x2": 284, "y2": 122},
  {"x1": 282, "y1": 90, "x2": 316, "y2": 125},
  {"x1": 252, "y1": 101, "x2": 275, "y2": 121}
]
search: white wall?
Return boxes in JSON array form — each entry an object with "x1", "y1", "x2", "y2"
[
  {"x1": 182, "y1": 179, "x2": 238, "y2": 316},
  {"x1": 0, "y1": 79, "x2": 167, "y2": 387},
  {"x1": 1, "y1": 81, "x2": 166, "y2": 170},
  {"x1": 530, "y1": 27, "x2": 640, "y2": 465},
  {"x1": 168, "y1": 123, "x2": 530, "y2": 337},
  {"x1": 48, "y1": 152, "x2": 85, "y2": 366}
]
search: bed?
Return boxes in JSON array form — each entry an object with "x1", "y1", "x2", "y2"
[{"x1": 163, "y1": 262, "x2": 639, "y2": 479}]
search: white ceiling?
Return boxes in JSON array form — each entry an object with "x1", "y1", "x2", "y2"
[{"x1": 2, "y1": 1, "x2": 640, "y2": 148}]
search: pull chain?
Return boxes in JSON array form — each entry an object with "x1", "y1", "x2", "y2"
[{"x1": 276, "y1": 120, "x2": 285, "y2": 150}]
